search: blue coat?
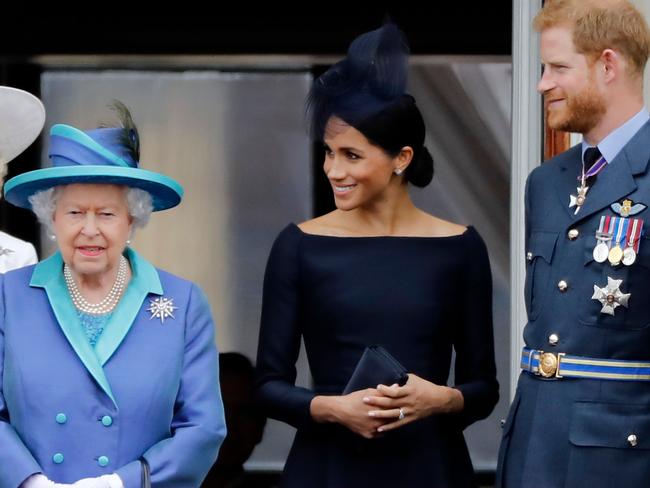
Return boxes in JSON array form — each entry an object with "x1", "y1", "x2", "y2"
[
  {"x1": 0, "y1": 249, "x2": 226, "y2": 488},
  {"x1": 498, "y1": 121, "x2": 650, "y2": 487}
]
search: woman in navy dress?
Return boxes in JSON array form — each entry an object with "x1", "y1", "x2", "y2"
[{"x1": 255, "y1": 24, "x2": 498, "y2": 488}]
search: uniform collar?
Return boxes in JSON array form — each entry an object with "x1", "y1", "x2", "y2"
[{"x1": 581, "y1": 108, "x2": 650, "y2": 164}]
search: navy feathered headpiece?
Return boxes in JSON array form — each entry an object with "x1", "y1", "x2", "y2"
[{"x1": 306, "y1": 23, "x2": 410, "y2": 140}]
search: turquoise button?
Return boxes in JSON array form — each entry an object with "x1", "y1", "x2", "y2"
[
  {"x1": 98, "y1": 456, "x2": 109, "y2": 467},
  {"x1": 55, "y1": 413, "x2": 67, "y2": 424},
  {"x1": 52, "y1": 453, "x2": 64, "y2": 464},
  {"x1": 101, "y1": 415, "x2": 113, "y2": 427}
]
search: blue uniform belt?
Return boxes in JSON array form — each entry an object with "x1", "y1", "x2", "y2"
[{"x1": 521, "y1": 347, "x2": 650, "y2": 381}]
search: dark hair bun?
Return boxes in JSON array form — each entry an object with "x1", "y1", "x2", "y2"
[{"x1": 405, "y1": 146, "x2": 434, "y2": 187}]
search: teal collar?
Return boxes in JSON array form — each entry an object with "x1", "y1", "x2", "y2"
[{"x1": 30, "y1": 248, "x2": 163, "y2": 407}]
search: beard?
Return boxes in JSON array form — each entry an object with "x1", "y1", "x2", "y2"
[{"x1": 546, "y1": 83, "x2": 606, "y2": 134}]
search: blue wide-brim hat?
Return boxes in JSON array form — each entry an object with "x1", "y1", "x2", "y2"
[{"x1": 4, "y1": 123, "x2": 183, "y2": 211}]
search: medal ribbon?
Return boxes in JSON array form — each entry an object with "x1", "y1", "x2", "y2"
[
  {"x1": 632, "y1": 218, "x2": 644, "y2": 253},
  {"x1": 584, "y1": 154, "x2": 607, "y2": 178},
  {"x1": 577, "y1": 151, "x2": 608, "y2": 181},
  {"x1": 625, "y1": 218, "x2": 636, "y2": 249},
  {"x1": 613, "y1": 217, "x2": 628, "y2": 250},
  {"x1": 606, "y1": 216, "x2": 615, "y2": 249}
]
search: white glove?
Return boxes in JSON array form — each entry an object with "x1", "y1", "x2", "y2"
[
  {"x1": 20, "y1": 474, "x2": 73, "y2": 488},
  {"x1": 72, "y1": 474, "x2": 123, "y2": 488}
]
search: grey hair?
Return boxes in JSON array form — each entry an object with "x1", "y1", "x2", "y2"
[
  {"x1": 29, "y1": 185, "x2": 153, "y2": 237},
  {"x1": 125, "y1": 188, "x2": 154, "y2": 229}
]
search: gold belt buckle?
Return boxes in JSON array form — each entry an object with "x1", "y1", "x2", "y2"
[{"x1": 537, "y1": 351, "x2": 565, "y2": 378}]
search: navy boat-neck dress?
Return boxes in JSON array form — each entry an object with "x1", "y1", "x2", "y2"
[{"x1": 256, "y1": 223, "x2": 499, "y2": 488}]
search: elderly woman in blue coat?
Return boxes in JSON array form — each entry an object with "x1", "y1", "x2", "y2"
[{"x1": 0, "y1": 103, "x2": 226, "y2": 488}]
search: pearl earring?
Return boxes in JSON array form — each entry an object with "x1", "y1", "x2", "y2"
[
  {"x1": 49, "y1": 234, "x2": 56, "y2": 241},
  {"x1": 126, "y1": 239, "x2": 132, "y2": 246},
  {"x1": 394, "y1": 168, "x2": 404, "y2": 176}
]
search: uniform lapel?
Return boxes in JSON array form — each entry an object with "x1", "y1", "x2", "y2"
[
  {"x1": 573, "y1": 151, "x2": 637, "y2": 222},
  {"x1": 553, "y1": 145, "x2": 584, "y2": 220},
  {"x1": 574, "y1": 121, "x2": 650, "y2": 223}
]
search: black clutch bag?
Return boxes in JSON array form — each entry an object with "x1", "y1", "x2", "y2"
[{"x1": 343, "y1": 345, "x2": 409, "y2": 394}]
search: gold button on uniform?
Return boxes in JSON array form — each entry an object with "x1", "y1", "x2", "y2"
[
  {"x1": 568, "y1": 229, "x2": 579, "y2": 240},
  {"x1": 628, "y1": 434, "x2": 638, "y2": 447},
  {"x1": 558, "y1": 280, "x2": 568, "y2": 292},
  {"x1": 548, "y1": 334, "x2": 559, "y2": 346}
]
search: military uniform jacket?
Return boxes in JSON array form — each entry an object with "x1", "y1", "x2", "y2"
[
  {"x1": 498, "y1": 121, "x2": 650, "y2": 487},
  {"x1": 0, "y1": 249, "x2": 226, "y2": 488}
]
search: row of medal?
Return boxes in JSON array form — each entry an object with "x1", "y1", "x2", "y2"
[{"x1": 593, "y1": 215, "x2": 644, "y2": 266}]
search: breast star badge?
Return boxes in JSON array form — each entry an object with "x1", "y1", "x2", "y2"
[{"x1": 592, "y1": 277, "x2": 631, "y2": 316}]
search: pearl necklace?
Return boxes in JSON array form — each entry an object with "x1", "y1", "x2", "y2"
[{"x1": 64, "y1": 255, "x2": 128, "y2": 315}]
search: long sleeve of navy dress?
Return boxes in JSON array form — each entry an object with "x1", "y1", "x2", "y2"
[{"x1": 255, "y1": 223, "x2": 499, "y2": 488}]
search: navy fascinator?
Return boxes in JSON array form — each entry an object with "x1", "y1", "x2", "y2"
[{"x1": 306, "y1": 23, "x2": 410, "y2": 140}]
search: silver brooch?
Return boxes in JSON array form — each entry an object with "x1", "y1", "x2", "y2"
[{"x1": 147, "y1": 297, "x2": 178, "y2": 323}]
